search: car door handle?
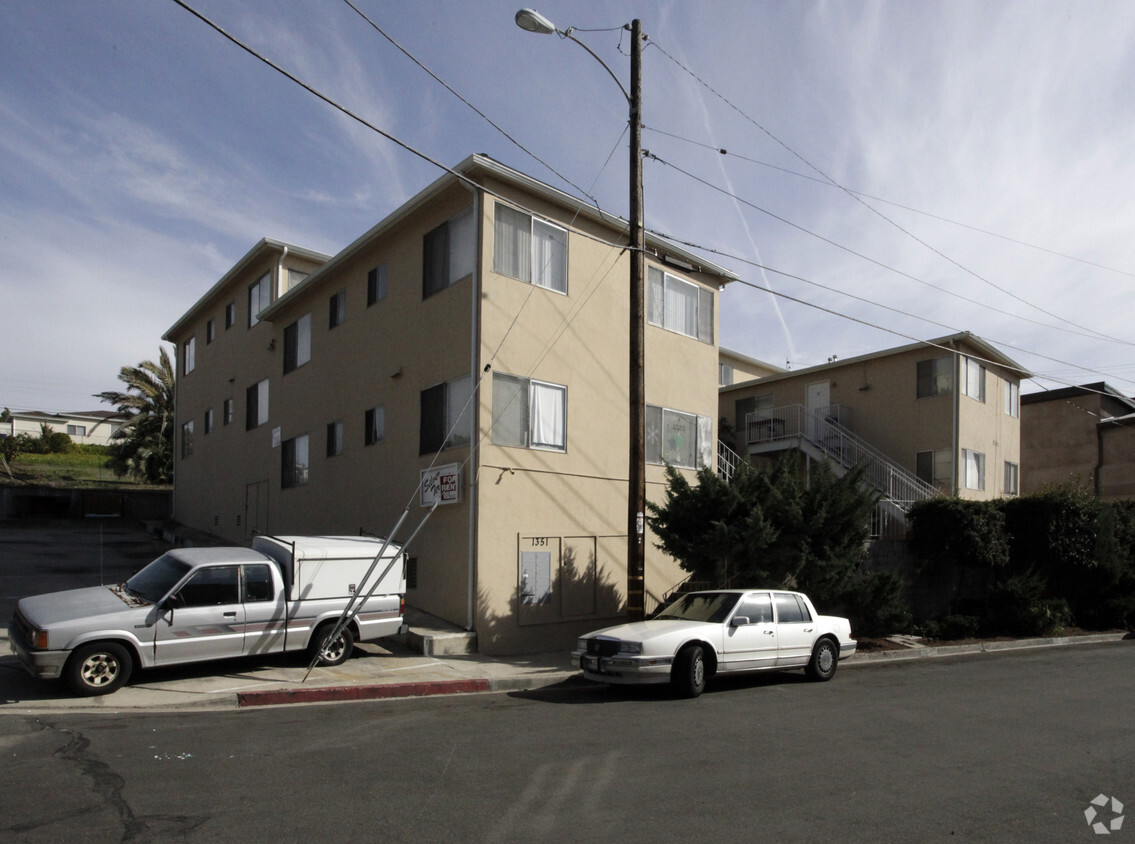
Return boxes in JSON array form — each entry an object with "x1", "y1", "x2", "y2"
[
  {"x1": 223, "y1": 612, "x2": 237, "y2": 618},
  {"x1": 764, "y1": 630, "x2": 775, "y2": 635}
]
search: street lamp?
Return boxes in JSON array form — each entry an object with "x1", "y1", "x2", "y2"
[{"x1": 515, "y1": 9, "x2": 647, "y2": 621}]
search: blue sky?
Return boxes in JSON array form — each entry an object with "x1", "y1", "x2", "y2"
[{"x1": 3, "y1": 0, "x2": 1135, "y2": 414}]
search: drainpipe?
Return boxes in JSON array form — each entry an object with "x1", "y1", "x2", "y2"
[
  {"x1": 277, "y1": 245, "x2": 289, "y2": 296},
  {"x1": 1096, "y1": 420, "x2": 1106, "y2": 497},
  {"x1": 462, "y1": 183, "x2": 481, "y2": 633},
  {"x1": 951, "y1": 344, "x2": 960, "y2": 495}
]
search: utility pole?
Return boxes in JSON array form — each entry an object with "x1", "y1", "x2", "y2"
[{"x1": 626, "y1": 19, "x2": 646, "y2": 621}]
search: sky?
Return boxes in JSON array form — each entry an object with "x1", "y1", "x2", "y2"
[{"x1": 2, "y1": 0, "x2": 1135, "y2": 415}]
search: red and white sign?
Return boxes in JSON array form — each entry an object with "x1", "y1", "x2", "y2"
[{"x1": 420, "y1": 463, "x2": 462, "y2": 507}]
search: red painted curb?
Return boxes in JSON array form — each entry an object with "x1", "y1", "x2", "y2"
[{"x1": 237, "y1": 678, "x2": 492, "y2": 707}]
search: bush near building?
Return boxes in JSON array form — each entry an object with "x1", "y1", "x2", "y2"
[{"x1": 909, "y1": 487, "x2": 1135, "y2": 637}]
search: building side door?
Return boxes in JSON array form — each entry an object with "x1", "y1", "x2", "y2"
[
  {"x1": 244, "y1": 480, "x2": 268, "y2": 538},
  {"x1": 805, "y1": 381, "x2": 830, "y2": 440}
]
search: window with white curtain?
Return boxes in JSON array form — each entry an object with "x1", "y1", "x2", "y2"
[
  {"x1": 419, "y1": 375, "x2": 472, "y2": 454},
  {"x1": 647, "y1": 266, "x2": 713, "y2": 343},
  {"x1": 493, "y1": 204, "x2": 567, "y2": 293},
  {"x1": 646, "y1": 404, "x2": 712, "y2": 469},
  {"x1": 1004, "y1": 380, "x2": 1019, "y2": 417},
  {"x1": 283, "y1": 313, "x2": 311, "y2": 374},
  {"x1": 1004, "y1": 461, "x2": 1019, "y2": 495},
  {"x1": 963, "y1": 448, "x2": 985, "y2": 491},
  {"x1": 491, "y1": 373, "x2": 567, "y2": 451},
  {"x1": 963, "y1": 357, "x2": 986, "y2": 402},
  {"x1": 248, "y1": 273, "x2": 271, "y2": 327}
]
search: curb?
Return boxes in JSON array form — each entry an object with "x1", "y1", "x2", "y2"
[
  {"x1": 845, "y1": 631, "x2": 1130, "y2": 666},
  {"x1": 238, "y1": 678, "x2": 492, "y2": 707}
]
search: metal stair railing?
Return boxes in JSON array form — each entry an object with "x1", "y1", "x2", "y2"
[
  {"x1": 717, "y1": 440, "x2": 744, "y2": 482},
  {"x1": 746, "y1": 404, "x2": 939, "y2": 512}
]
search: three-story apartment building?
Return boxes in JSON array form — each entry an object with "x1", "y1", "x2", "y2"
[{"x1": 163, "y1": 155, "x2": 736, "y2": 654}]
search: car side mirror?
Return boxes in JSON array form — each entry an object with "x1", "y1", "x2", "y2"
[{"x1": 731, "y1": 616, "x2": 750, "y2": 627}]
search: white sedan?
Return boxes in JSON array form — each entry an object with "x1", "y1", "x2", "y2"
[{"x1": 572, "y1": 589, "x2": 857, "y2": 697}]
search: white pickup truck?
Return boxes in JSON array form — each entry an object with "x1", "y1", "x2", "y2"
[{"x1": 7, "y1": 535, "x2": 407, "y2": 696}]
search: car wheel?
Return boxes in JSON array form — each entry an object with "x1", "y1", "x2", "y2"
[
  {"x1": 673, "y1": 644, "x2": 707, "y2": 698},
  {"x1": 806, "y1": 638, "x2": 838, "y2": 682},
  {"x1": 308, "y1": 623, "x2": 354, "y2": 667},
  {"x1": 65, "y1": 642, "x2": 133, "y2": 697}
]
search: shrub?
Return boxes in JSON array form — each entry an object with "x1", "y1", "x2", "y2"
[
  {"x1": 919, "y1": 615, "x2": 981, "y2": 641},
  {"x1": 985, "y1": 570, "x2": 1072, "y2": 637},
  {"x1": 842, "y1": 570, "x2": 912, "y2": 637}
]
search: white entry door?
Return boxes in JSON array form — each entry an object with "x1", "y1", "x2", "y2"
[{"x1": 805, "y1": 381, "x2": 830, "y2": 439}]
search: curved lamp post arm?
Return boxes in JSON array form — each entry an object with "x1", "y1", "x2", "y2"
[{"x1": 515, "y1": 8, "x2": 631, "y2": 102}]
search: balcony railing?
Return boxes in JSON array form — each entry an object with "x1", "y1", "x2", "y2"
[{"x1": 746, "y1": 404, "x2": 939, "y2": 518}]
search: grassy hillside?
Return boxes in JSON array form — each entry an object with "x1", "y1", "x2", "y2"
[{"x1": 0, "y1": 448, "x2": 168, "y2": 490}]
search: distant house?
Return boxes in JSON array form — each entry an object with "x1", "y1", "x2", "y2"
[
  {"x1": 2, "y1": 410, "x2": 123, "y2": 447},
  {"x1": 719, "y1": 332, "x2": 1029, "y2": 535},
  {"x1": 1021, "y1": 383, "x2": 1135, "y2": 499}
]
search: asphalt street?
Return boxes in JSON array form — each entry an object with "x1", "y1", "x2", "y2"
[{"x1": 2, "y1": 640, "x2": 1132, "y2": 843}]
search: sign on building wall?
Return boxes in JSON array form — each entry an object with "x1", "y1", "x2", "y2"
[{"x1": 420, "y1": 463, "x2": 462, "y2": 507}]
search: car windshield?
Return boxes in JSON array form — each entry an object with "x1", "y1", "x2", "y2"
[
  {"x1": 656, "y1": 592, "x2": 741, "y2": 624},
  {"x1": 124, "y1": 554, "x2": 191, "y2": 603}
]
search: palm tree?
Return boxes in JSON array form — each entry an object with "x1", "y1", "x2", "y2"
[{"x1": 95, "y1": 347, "x2": 175, "y2": 483}]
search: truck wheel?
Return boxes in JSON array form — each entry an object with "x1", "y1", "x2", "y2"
[
  {"x1": 309, "y1": 624, "x2": 354, "y2": 666},
  {"x1": 806, "y1": 638, "x2": 839, "y2": 682},
  {"x1": 65, "y1": 643, "x2": 133, "y2": 697}
]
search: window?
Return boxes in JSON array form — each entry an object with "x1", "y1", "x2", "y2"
[
  {"x1": 1004, "y1": 461, "x2": 1020, "y2": 495},
  {"x1": 329, "y1": 290, "x2": 346, "y2": 329},
  {"x1": 423, "y1": 207, "x2": 474, "y2": 298},
  {"x1": 282, "y1": 434, "x2": 309, "y2": 488},
  {"x1": 367, "y1": 264, "x2": 388, "y2": 306},
  {"x1": 181, "y1": 420, "x2": 194, "y2": 458},
  {"x1": 491, "y1": 373, "x2": 567, "y2": 451},
  {"x1": 493, "y1": 204, "x2": 568, "y2": 293},
  {"x1": 963, "y1": 357, "x2": 986, "y2": 402},
  {"x1": 176, "y1": 566, "x2": 239, "y2": 607},
  {"x1": 285, "y1": 269, "x2": 309, "y2": 292},
  {"x1": 917, "y1": 357, "x2": 953, "y2": 398},
  {"x1": 719, "y1": 363, "x2": 734, "y2": 386},
  {"x1": 420, "y1": 375, "x2": 472, "y2": 454},
  {"x1": 66, "y1": 425, "x2": 86, "y2": 437},
  {"x1": 327, "y1": 421, "x2": 344, "y2": 457},
  {"x1": 246, "y1": 379, "x2": 269, "y2": 429},
  {"x1": 734, "y1": 593, "x2": 772, "y2": 623},
  {"x1": 206, "y1": 319, "x2": 216, "y2": 344},
  {"x1": 223, "y1": 398, "x2": 234, "y2": 426},
  {"x1": 647, "y1": 266, "x2": 713, "y2": 343},
  {"x1": 963, "y1": 448, "x2": 985, "y2": 491},
  {"x1": 242, "y1": 565, "x2": 273, "y2": 602},
  {"x1": 248, "y1": 273, "x2": 271, "y2": 327},
  {"x1": 225, "y1": 302, "x2": 236, "y2": 329},
  {"x1": 774, "y1": 593, "x2": 812, "y2": 623},
  {"x1": 646, "y1": 405, "x2": 713, "y2": 469},
  {"x1": 916, "y1": 449, "x2": 952, "y2": 486},
  {"x1": 182, "y1": 337, "x2": 196, "y2": 375},
  {"x1": 204, "y1": 408, "x2": 214, "y2": 435},
  {"x1": 283, "y1": 314, "x2": 311, "y2": 374},
  {"x1": 735, "y1": 394, "x2": 774, "y2": 437},
  {"x1": 1004, "y1": 380, "x2": 1020, "y2": 417},
  {"x1": 364, "y1": 407, "x2": 385, "y2": 446}
]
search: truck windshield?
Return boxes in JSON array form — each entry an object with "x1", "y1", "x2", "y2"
[
  {"x1": 124, "y1": 554, "x2": 191, "y2": 603},
  {"x1": 656, "y1": 592, "x2": 741, "y2": 624}
]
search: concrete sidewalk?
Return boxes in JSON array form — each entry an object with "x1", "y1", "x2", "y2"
[{"x1": 2, "y1": 630, "x2": 1128, "y2": 714}]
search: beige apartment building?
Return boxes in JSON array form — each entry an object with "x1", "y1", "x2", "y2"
[
  {"x1": 163, "y1": 154, "x2": 736, "y2": 654},
  {"x1": 1021, "y1": 383, "x2": 1135, "y2": 499},
  {"x1": 719, "y1": 333, "x2": 1028, "y2": 532}
]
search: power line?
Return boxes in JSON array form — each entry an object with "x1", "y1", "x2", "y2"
[
  {"x1": 649, "y1": 153, "x2": 1135, "y2": 348},
  {"x1": 647, "y1": 40, "x2": 1134, "y2": 347},
  {"x1": 644, "y1": 125, "x2": 1135, "y2": 281}
]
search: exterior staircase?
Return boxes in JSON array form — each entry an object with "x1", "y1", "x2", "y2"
[{"x1": 731, "y1": 404, "x2": 939, "y2": 537}]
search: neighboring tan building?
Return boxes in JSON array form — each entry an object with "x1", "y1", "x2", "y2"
[
  {"x1": 719, "y1": 333, "x2": 1029, "y2": 534},
  {"x1": 2, "y1": 410, "x2": 123, "y2": 447},
  {"x1": 1020, "y1": 383, "x2": 1135, "y2": 499},
  {"x1": 718, "y1": 347, "x2": 784, "y2": 389},
  {"x1": 162, "y1": 154, "x2": 737, "y2": 654}
]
